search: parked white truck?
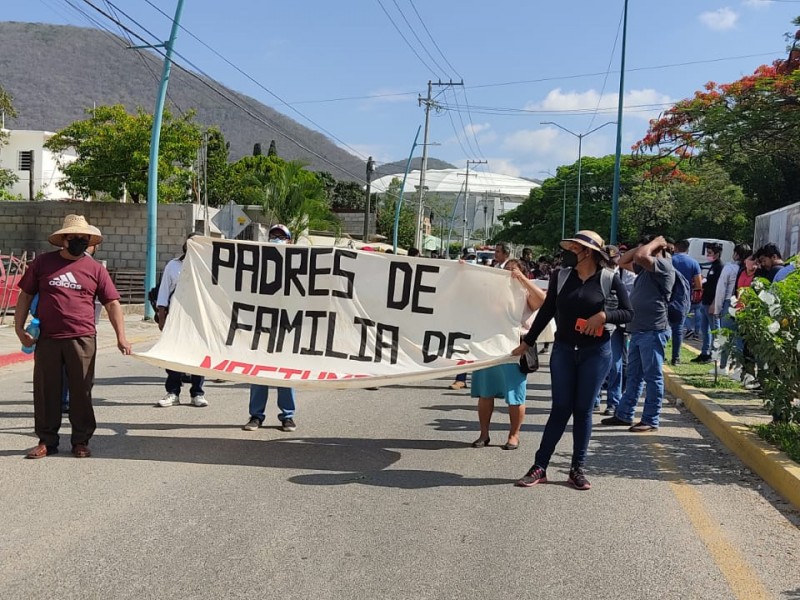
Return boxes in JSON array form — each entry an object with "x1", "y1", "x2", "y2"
[{"x1": 754, "y1": 201, "x2": 800, "y2": 259}]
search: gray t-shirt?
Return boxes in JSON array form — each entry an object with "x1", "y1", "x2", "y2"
[{"x1": 628, "y1": 256, "x2": 675, "y2": 332}]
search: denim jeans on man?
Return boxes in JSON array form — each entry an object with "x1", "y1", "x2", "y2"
[
  {"x1": 165, "y1": 369, "x2": 204, "y2": 397},
  {"x1": 535, "y1": 340, "x2": 611, "y2": 469},
  {"x1": 615, "y1": 330, "x2": 670, "y2": 427},
  {"x1": 249, "y1": 384, "x2": 295, "y2": 424},
  {"x1": 602, "y1": 328, "x2": 626, "y2": 410},
  {"x1": 717, "y1": 299, "x2": 739, "y2": 369},
  {"x1": 696, "y1": 304, "x2": 720, "y2": 356}
]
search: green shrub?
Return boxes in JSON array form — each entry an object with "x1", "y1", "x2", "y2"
[{"x1": 732, "y1": 264, "x2": 800, "y2": 423}]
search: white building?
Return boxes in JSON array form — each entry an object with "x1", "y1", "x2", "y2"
[
  {"x1": 0, "y1": 129, "x2": 75, "y2": 200},
  {"x1": 370, "y1": 168, "x2": 539, "y2": 241}
]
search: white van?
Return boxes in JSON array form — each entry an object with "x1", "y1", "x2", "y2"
[{"x1": 685, "y1": 238, "x2": 735, "y2": 271}]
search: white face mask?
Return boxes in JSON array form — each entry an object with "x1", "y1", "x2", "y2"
[{"x1": 269, "y1": 237, "x2": 287, "y2": 244}]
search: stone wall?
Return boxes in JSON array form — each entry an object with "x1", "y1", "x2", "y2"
[{"x1": 0, "y1": 201, "x2": 195, "y2": 271}]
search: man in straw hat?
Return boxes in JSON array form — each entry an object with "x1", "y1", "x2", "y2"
[{"x1": 16, "y1": 214, "x2": 132, "y2": 459}]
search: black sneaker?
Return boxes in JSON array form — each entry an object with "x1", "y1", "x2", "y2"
[
  {"x1": 602, "y1": 407, "x2": 614, "y2": 416},
  {"x1": 242, "y1": 417, "x2": 261, "y2": 431},
  {"x1": 690, "y1": 354, "x2": 712, "y2": 364},
  {"x1": 600, "y1": 415, "x2": 633, "y2": 426},
  {"x1": 670, "y1": 357, "x2": 680, "y2": 366},
  {"x1": 568, "y1": 466, "x2": 592, "y2": 490},
  {"x1": 281, "y1": 418, "x2": 297, "y2": 432},
  {"x1": 515, "y1": 465, "x2": 547, "y2": 487}
]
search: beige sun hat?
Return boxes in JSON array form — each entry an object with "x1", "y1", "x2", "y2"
[
  {"x1": 48, "y1": 214, "x2": 103, "y2": 247},
  {"x1": 560, "y1": 230, "x2": 609, "y2": 260}
]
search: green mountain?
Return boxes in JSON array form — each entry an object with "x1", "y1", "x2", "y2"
[{"x1": 0, "y1": 22, "x2": 365, "y2": 180}]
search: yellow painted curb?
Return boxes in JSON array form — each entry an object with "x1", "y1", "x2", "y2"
[{"x1": 664, "y1": 368, "x2": 800, "y2": 511}]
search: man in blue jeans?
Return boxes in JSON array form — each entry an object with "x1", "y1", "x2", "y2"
[
  {"x1": 671, "y1": 240, "x2": 702, "y2": 365},
  {"x1": 601, "y1": 235, "x2": 675, "y2": 432},
  {"x1": 243, "y1": 385, "x2": 296, "y2": 432}
]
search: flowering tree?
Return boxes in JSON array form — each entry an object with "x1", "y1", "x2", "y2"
[
  {"x1": 634, "y1": 20, "x2": 800, "y2": 218},
  {"x1": 732, "y1": 267, "x2": 800, "y2": 423}
]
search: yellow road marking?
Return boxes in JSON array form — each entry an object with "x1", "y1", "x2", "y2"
[{"x1": 650, "y1": 441, "x2": 771, "y2": 600}]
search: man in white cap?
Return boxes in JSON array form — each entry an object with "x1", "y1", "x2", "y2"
[
  {"x1": 243, "y1": 224, "x2": 297, "y2": 432},
  {"x1": 16, "y1": 214, "x2": 132, "y2": 459},
  {"x1": 156, "y1": 232, "x2": 208, "y2": 408}
]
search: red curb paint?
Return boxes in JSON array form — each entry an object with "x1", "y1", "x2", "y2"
[{"x1": 0, "y1": 352, "x2": 33, "y2": 368}]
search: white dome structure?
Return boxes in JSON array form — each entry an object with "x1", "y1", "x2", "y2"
[
  {"x1": 371, "y1": 168, "x2": 539, "y2": 244},
  {"x1": 370, "y1": 168, "x2": 538, "y2": 199}
]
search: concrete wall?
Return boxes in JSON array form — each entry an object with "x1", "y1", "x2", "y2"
[{"x1": 0, "y1": 201, "x2": 195, "y2": 271}]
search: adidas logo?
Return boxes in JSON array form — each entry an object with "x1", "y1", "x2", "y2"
[{"x1": 48, "y1": 272, "x2": 82, "y2": 290}]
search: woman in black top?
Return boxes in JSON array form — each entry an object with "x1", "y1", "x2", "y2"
[{"x1": 512, "y1": 231, "x2": 633, "y2": 490}]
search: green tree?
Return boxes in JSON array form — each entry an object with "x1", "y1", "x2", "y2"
[
  {"x1": 204, "y1": 128, "x2": 230, "y2": 207},
  {"x1": 45, "y1": 104, "x2": 202, "y2": 203},
  {"x1": 635, "y1": 19, "x2": 800, "y2": 217},
  {"x1": 260, "y1": 159, "x2": 340, "y2": 240},
  {"x1": 268, "y1": 140, "x2": 277, "y2": 157},
  {"x1": 375, "y1": 178, "x2": 416, "y2": 248}
]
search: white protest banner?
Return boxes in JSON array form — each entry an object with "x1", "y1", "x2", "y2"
[{"x1": 135, "y1": 237, "x2": 527, "y2": 389}]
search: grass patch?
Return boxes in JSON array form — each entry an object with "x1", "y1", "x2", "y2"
[
  {"x1": 753, "y1": 422, "x2": 800, "y2": 464},
  {"x1": 665, "y1": 340, "x2": 743, "y2": 392}
]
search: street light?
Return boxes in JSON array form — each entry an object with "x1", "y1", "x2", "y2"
[{"x1": 541, "y1": 121, "x2": 615, "y2": 230}]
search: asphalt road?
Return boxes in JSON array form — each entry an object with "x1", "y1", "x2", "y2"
[{"x1": 0, "y1": 343, "x2": 798, "y2": 600}]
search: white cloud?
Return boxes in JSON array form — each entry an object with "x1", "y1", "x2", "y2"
[
  {"x1": 698, "y1": 8, "x2": 739, "y2": 30},
  {"x1": 483, "y1": 158, "x2": 521, "y2": 178},
  {"x1": 525, "y1": 88, "x2": 673, "y2": 122},
  {"x1": 465, "y1": 123, "x2": 491, "y2": 136},
  {"x1": 357, "y1": 88, "x2": 417, "y2": 110},
  {"x1": 503, "y1": 128, "x2": 560, "y2": 153}
]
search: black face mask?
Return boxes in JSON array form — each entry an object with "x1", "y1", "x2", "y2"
[
  {"x1": 67, "y1": 237, "x2": 90, "y2": 257},
  {"x1": 562, "y1": 250, "x2": 580, "y2": 268}
]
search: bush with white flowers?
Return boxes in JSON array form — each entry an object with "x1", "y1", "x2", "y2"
[{"x1": 731, "y1": 265, "x2": 800, "y2": 422}]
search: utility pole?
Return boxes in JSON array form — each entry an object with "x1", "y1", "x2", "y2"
[
  {"x1": 417, "y1": 79, "x2": 464, "y2": 249},
  {"x1": 363, "y1": 156, "x2": 376, "y2": 242},
  {"x1": 461, "y1": 159, "x2": 487, "y2": 250},
  {"x1": 137, "y1": 0, "x2": 186, "y2": 320}
]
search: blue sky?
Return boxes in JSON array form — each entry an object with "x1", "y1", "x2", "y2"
[{"x1": 5, "y1": 0, "x2": 800, "y2": 181}]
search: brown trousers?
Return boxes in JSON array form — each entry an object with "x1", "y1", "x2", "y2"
[{"x1": 33, "y1": 336, "x2": 97, "y2": 448}]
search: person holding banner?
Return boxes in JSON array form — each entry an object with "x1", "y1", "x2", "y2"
[
  {"x1": 156, "y1": 232, "x2": 208, "y2": 408},
  {"x1": 470, "y1": 259, "x2": 546, "y2": 451},
  {"x1": 243, "y1": 224, "x2": 297, "y2": 433},
  {"x1": 512, "y1": 231, "x2": 633, "y2": 490}
]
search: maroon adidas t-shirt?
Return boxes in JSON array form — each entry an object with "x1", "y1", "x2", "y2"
[{"x1": 19, "y1": 251, "x2": 120, "y2": 340}]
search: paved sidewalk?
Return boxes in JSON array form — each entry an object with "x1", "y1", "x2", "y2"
[{"x1": 0, "y1": 312, "x2": 161, "y2": 367}]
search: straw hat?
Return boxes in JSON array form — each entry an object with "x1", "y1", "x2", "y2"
[
  {"x1": 49, "y1": 214, "x2": 103, "y2": 247},
  {"x1": 560, "y1": 230, "x2": 609, "y2": 260}
]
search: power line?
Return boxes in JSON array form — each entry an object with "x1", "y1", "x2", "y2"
[
  {"x1": 586, "y1": 1, "x2": 624, "y2": 131},
  {"x1": 136, "y1": 0, "x2": 370, "y2": 162},
  {"x1": 389, "y1": 0, "x2": 448, "y2": 76},
  {"x1": 375, "y1": 0, "x2": 438, "y2": 76},
  {"x1": 281, "y1": 51, "x2": 782, "y2": 105},
  {"x1": 76, "y1": 0, "x2": 370, "y2": 184}
]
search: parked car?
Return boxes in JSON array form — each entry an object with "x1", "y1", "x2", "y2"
[{"x1": 0, "y1": 255, "x2": 25, "y2": 309}]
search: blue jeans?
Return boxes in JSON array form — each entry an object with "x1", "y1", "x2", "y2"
[
  {"x1": 605, "y1": 328, "x2": 626, "y2": 409},
  {"x1": 165, "y1": 369, "x2": 204, "y2": 397},
  {"x1": 697, "y1": 304, "x2": 720, "y2": 356},
  {"x1": 249, "y1": 384, "x2": 296, "y2": 423},
  {"x1": 718, "y1": 299, "x2": 738, "y2": 369},
  {"x1": 455, "y1": 373, "x2": 467, "y2": 383},
  {"x1": 670, "y1": 316, "x2": 687, "y2": 363},
  {"x1": 535, "y1": 340, "x2": 611, "y2": 469},
  {"x1": 616, "y1": 330, "x2": 669, "y2": 427},
  {"x1": 685, "y1": 303, "x2": 701, "y2": 334}
]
